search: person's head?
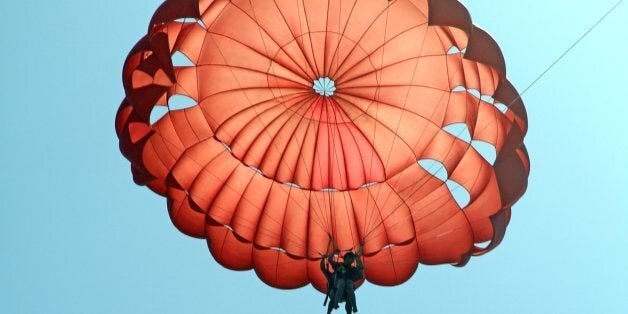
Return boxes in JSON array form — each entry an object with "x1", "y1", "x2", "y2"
[{"x1": 343, "y1": 252, "x2": 356, "y2": 265}]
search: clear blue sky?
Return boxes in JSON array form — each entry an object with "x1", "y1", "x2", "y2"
[{"x1": 1, "y1": 1, "x2": 626, "y2": 313}]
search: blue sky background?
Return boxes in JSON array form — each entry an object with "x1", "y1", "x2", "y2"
[{"x1": 1, "y1": 1, "x2": 626, "y2": 313}]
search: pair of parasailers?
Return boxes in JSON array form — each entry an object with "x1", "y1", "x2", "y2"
[{"x1": 320, "y1": 246, "x2": 364, "y2": 314}]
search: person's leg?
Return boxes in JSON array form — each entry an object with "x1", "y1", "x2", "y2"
[
  {"x1": 332, "y1": 279, "x2": 346, "y2": 310},
  {"x1": 327, "y1": 295, "x2": 335, "y2": 314},
  {"x1": 327, "y1": 286, "x2": 337, "y2": 314},
  {"x1": 345, "y1": 300, "x2": 352, "y2": 314},
  {"x1": 345, "y1": 280, "x2": 357, "y2": 312}
]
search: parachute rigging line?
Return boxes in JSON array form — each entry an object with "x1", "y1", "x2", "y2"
[{"x1": 509, "y1": 0, "x2": 624, "y2": 107}]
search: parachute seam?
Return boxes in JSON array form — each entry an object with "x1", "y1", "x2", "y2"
[
  {"x1": 250, "y1": 1, "x2": 302, "y2": 77},
  {"x1": 258, "y1": 95, "x2": 328, "y2": 248},
  {"x1": 339, "y1": 82, "x2": 448, "y2": 93},
  {"x1": 186, "y1": 150, "x2": 236, "y2": 209},
  {"x1": 299, "y1": 0, "x2": 321, "y2": 77},
  {"x1": 249, "y1": 96, "x2": 316, "y2": 179},
  {"x1": 327, "y1": 96, "x2": 389, "y2": 238},
  {"x1": 321, "y1": 102, "x2": 338, "y2": 238},
  {"x1": 210, "y1": 97, "x2": 334, "y2": 238},
  {"x1": 365, "y1": 146, "x2": 476, "y2": 244},
  {"x1": 244, "y1": 0, "x2": 337, "y2": 238},
  {"x1": 370, "y1": 0, "x2": 391, "y2": 238},
  {"x1": 211, "y1": 92, "x2": 309, "y2": 137},
  {"x1": 168, "y1": 72, "x2": 203, "y2": 145},
  {"x1": 362, "y1": 132, "x2": 467, "y2": 241},
  {"x1": 181, "y1": 107, "x2": 202, "y2": 143},
  {"x1": 326, "y1": 0, "x2": 359, "y2": 79},
  {"x1": 323, "y1": 0, "x2": 331, "y2": 78},
  {"x1": 328, "y1": 97, "x2": 358, "y2": 248},
  {"x1": 369, "y1": 13, "x2": 429, "y2": 241},
  {"x1": 228, "y1": 168, "x2": 258, "y2": 240},
  {"x1": 277, "y1": 182, "x2": 295, "y2": 256},
  {"x1": 365, "y1": 30, "x2": 471, "y2": 205},
  {"x1": 328, "y1": 96, "x2": 384, "y2": 241},
  {"x1": 249, "y1": 0, "x2": 340, "y2": 245},
  {"x1": 355, "y1": 75, "x2": 454, "y2": 240},
  {"x1": 332, "y1": 93, "x2": 428, "y2": 163},
  {"x1": 284, "y1": 101, "x2": 330, "y2": 234},
  {"x1": 269, "y1": 94, "x2": 317, "y2": 187},
  {"x1": 294, "y1": 0, "x2": 318, "y2": 79},
  {"x1": 328, "y1": 0, "x2": 410, "y2": 79},
  {"x1": 193, "y1": 62, "x2": 310, "y2": 87},
  {"x1": 328, "y1": 97, "x2": 369, "y2": 189},
  {"x1": 150, "y1": 127, "x2": 185, "y2": 174},
  {"x1": 177, "y1": 151, "x2": 314, "y2": 255},
  {"x1": 333, "y1": 23, "x2": 428, "y2": 83},
  {"x1": 270, "y1": 0, "x2": 316, "y2": 78},
  {"x1": 217, "y1": 2, "x2": 315, "y2": 82}
]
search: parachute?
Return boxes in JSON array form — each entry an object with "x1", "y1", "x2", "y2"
[{"x1": 115, "y1": 0, "x2": 529, "y2": 292}]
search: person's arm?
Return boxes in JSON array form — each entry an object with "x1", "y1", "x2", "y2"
[
  {"x1": 356, "y1": 258, "x2": 364, "y2": 276},
  {"x1": 356, "y1": 256, "x2": 364, "y2": 268},
  {"x1": 320, "y1": 257, "x2": 332, "y2": 278},
  {"x1": 327, "y1": 249, "x2": 340, "y2": 268},
  {"x1": 355, "y1": 245, "x2": 365, "y2": 279},
  {"x1": 327, "y1": 254, "x2": 334, "y2": 265}
]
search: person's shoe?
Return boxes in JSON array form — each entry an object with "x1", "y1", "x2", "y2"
[{"x1": 352, "y1": 307, "x2": 358, "y2": 313}]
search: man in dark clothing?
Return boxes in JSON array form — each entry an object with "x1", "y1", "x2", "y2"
[
  {"x1": 321, "y1": 247, "x2": 364, "y2": 314},
  {"x1": 320, "y1": 255, "x2": 351, "y2": 314}
]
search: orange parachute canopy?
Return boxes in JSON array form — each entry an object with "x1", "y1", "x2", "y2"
[{"x1": 115, "y1": 0, "x2": 529, "y2": 291}]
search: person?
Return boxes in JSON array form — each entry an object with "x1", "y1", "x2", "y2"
[
  {"x1": 320, "y1": 255, "x2": 349, "y2": 314},
  {"x1": 321, "y1": 246, "x2": 364, "y2": 314}
]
